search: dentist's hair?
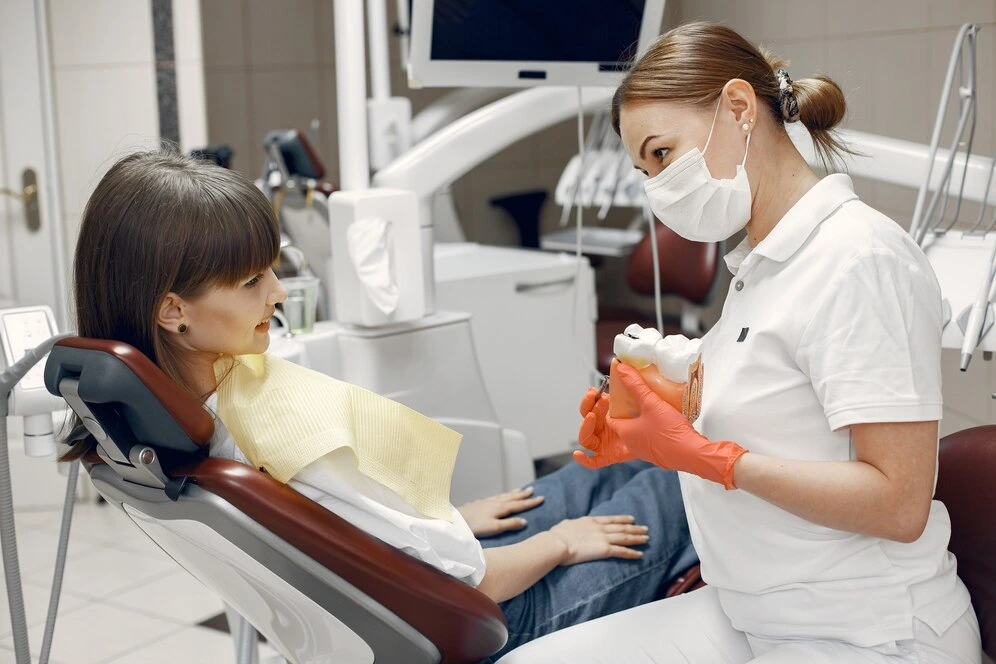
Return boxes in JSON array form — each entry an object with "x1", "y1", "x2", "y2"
[
  {"x1": 72, "y1": 146, "x2": 280, "y2": 399},
  {"x1": 612, "y1": 21, "x2": 849, "y2": 170}
]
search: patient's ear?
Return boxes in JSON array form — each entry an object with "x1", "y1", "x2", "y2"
[{"x1": 157, "y1": 293, "x2": 186, "y2": 334}]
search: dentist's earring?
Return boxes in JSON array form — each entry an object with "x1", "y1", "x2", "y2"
[{"x1": 742, "y1": 118, "x2": 752, "y2": 131}]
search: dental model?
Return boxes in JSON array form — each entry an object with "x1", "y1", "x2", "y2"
[{"x1": 609, "y1": 324, "x2": 704, "y2": 423}]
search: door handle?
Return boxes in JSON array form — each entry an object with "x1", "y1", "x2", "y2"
[{"x1": 0, "y1": 168, "x2": 40, "y2": 232}]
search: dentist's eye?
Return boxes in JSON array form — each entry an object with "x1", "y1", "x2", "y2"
[
  {"x1": 244, "y1": 273, "x2": 263, "y2": 288},
  {"x1": 653, "y1": 147, "x2": 669, "y2": 161}
]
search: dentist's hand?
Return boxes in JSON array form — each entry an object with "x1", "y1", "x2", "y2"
[
  {"x1": 579, "y1": 385, "x2": 608, "y2": 417},
  {"x1": 575, "y1": 385, "x2": 636, "y2": 467},
  {"x1": 575, "y1": 364, "x2": 747, "y2": 489}
]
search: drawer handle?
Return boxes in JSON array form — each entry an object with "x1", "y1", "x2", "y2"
[{"x1": 515, "y1": 276, "x2": 576, "y2": 293}]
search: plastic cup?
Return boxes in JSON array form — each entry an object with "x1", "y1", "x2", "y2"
[{"x1": 280, "y1": 276, "x2": 320, "y2": 335}]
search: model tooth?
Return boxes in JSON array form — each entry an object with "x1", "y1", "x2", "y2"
[{"x1": 654, "y1": 335, "x2": 703, "y2": 382}]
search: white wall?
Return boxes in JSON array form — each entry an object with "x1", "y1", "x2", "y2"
[{"x1": 172, "y1": 0, "x2": 208, "y2": 152}]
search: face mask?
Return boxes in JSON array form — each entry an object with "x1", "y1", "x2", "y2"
[{"x1": 643, "y1": 98, "x2": 752, "y2": 243}]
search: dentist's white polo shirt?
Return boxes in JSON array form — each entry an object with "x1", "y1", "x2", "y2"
[{"x1": 681, "y1": 174, "x2": 971, "y2": 646}]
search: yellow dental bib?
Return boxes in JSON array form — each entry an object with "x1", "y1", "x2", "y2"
[{"x1": 213, "y1": 354, "x2": 462, "y2": 521}]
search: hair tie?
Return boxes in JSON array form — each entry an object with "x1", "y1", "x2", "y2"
[{"x1": 775, "y1": 68, "x2": 800, "y2": 123}]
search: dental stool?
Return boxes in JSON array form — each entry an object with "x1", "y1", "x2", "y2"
[
  {"x1": 596, "y1": 223, "x2": 721, "y2": 375},
  {"x1": 44, "y1": 338, "x2": 507, "y2": 664},
  {"x1": 935, "y1": 425, "x2": 996, "y2": 662}
]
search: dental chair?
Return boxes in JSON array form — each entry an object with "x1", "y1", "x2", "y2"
[
  {"x1": 935, "y1": 425, "x2": 996, "y2": 662},
  {"x1": 596, "y1": 223, "x2": 722, "y2": 375},
  {"x1": 44, "y1": 337, "x2": 507, "y2": 664}
]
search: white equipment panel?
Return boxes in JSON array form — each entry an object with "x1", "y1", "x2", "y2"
[{"x1": 434, "y1": 243, "x2": 597, "y2": 459}]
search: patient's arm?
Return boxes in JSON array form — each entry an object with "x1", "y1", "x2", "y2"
[
  {"x1": 458, "y1": 487, "x2": 545, "y2": 537},
  {"x1": 475, "y1": 516, "x2": 648, "y2": 603}
]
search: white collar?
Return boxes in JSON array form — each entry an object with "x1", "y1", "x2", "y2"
[{"x1": 724, "y1": 174, "x2": 859, "y2": 273}]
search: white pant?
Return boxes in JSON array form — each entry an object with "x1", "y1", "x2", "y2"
[{"x1": 496, "y1": 586, "x2": 982, "y2": 663}]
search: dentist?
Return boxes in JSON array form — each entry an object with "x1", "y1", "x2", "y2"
[{"x1": 500, "y1": 21, "x2": 980, "y2": 664}]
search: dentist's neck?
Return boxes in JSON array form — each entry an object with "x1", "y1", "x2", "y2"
[{"x1": 745, "y1": 127, "x2": 820, "y2": 247}]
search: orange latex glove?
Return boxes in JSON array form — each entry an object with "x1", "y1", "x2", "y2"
[
  {"x1": 574, "y1": 364, "x2": 747, "y2": 489},
  {"x1": 579, "y1": 385, "x2": 608, "y2": 419}
]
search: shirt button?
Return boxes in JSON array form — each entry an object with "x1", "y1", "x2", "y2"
[{"x1": 735, "y1": 280, "x2": 745, "y2": 291}]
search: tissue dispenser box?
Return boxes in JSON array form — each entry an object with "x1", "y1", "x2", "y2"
[{"x1": 328, "y1": 188, "x2": 426, "y2": 327}]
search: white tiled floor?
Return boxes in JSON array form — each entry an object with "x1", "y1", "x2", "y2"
[{"x1": 0, "y1": 500, "x2": 277, "y2": 664}]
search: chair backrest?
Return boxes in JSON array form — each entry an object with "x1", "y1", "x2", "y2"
[
  {"x1": 46, "y1": 338, "x2": 507, "y2": 664},
  {"x1": 936, "y1": 425, "x2": 996, "y2": 659},
  {"x1": 625, "y1": 222, "x2": 720, "y2": 304}
]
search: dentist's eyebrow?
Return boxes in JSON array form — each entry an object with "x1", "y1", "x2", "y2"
[{"x1": 638, "y1": 134, "x2": 661, "y2": 160}]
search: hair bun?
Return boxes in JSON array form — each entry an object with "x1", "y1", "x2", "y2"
[{"x1": 792, "y1": 75, "x2": 846, "y2": 133}]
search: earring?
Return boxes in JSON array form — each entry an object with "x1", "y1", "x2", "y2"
[
  {"x1": 742, "y1": 121, "x2": 750, "y2": 131},
  {"x1": 178, "y1": 323, "x2": 188, "y2": 334}
]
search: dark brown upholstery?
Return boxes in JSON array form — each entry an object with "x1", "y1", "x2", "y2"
[
  {"x1": 55, "y1": 337, "x2": 214, "y2": 445},
  {"x1": 936, "y1": 426, "x2": 996, "y2": 658},
  {"x1": 62, "y1": 338, "x2": 507, "y2": 663},
  {"x1": 596, "y1": 224, "x2": 720, "y2": 374},
  {"x1": 663, "y1": 563, "x2": 704, "y2": 599},
  {"x1": 174, "y1": 456, "x2": 507, "y2": 663},
  {"x1": 625, "y1": 224, "x2": 720, "y2": 303}
]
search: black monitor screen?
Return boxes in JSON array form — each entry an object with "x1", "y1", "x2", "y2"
[{"x1": 427, "y1": 1, "x2": 647, "y2": 64}]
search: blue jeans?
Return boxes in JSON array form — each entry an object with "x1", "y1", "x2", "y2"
[{"x1": 479, "y1": 461, "x2": 697, "y2": 660}]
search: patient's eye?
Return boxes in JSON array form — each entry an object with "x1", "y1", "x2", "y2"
[{"x1": 244, "y1": 273, "x2": 263, "y2": 288}]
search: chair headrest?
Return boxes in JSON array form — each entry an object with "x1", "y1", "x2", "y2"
[
  {"x1": 936, "y1": 425, "x2": 996, "y2": 658},
  {"x1": 44, "y1": 337, "x2": 214, "y2": 452},
  {"x1": 625, "y1": 223, "x2": 719, "y2": 304}
]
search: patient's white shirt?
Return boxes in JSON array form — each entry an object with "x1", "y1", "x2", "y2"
[{"x1": 203, "y1": 393, "x2": 487, "y2": 587}]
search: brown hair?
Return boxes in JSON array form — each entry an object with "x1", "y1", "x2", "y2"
[
  {"x1": 612, "y1": 21, "x2": 850, "y2": 170},
  {"x1": 73, "y1": 147, "x2": 280, "y2": 398}
]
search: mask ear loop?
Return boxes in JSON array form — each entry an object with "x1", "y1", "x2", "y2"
[
  {"x1": 741, "y1": 131, "x2": 752, "y2": 168},
  {"x1": 702, "y1": 96, "x2": 724, "y2": 155}
]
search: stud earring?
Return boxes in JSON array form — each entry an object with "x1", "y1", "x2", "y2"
[
  {"x1": 742, "y1": 121, "x2": 750, "y2": 131},
  {"x1": 178, "y1": 323, "x2": 188, "y2": 334}
]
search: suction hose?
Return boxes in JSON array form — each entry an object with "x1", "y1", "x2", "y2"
[
  {"x1": 39, "y1": 459, "x2": 79, "y2": 664},
  {"x1": 0, "y1": 418, "x2": 30, "y2": 664}
]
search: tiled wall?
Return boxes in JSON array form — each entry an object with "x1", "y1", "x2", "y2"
[
  {"x1": 198, "y1": 0, "x2": 996, "y2": 432},
  {"x1": 199, "y1": 0, "x2": 336, "y2": 178},
  {"x1": 48, "y1": 0, "x2": 160, "y2": 250}
]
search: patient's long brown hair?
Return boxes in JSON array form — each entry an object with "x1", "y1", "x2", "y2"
[{"x1": 73, "y1": 147, "x2": 280, "y2": 398}]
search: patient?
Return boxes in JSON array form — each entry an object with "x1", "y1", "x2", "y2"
[{"x1": 70, "y1": 148, "x2": 696, "y2": 657}]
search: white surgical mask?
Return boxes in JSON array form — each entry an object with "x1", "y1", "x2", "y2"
[{"x1": 643, "y1": 99, "x2": 752, "y2": 243}]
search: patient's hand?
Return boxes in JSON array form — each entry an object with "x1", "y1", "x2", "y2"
[
  {"x1": 458, "y1": 487, "x2": 545, "y2": 538},
  {"x1": 549, "y1": 515, "x2": 649, "y2": 566}
]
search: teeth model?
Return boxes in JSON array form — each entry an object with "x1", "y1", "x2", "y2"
[{"x1": 613, "y1": 323, "x2": 702, "y2": 382}]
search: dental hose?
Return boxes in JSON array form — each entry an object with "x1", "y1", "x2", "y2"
[
  {"x1": 0, "y1": 334, "x2": 74, "y2": 663},
  {"x1": 38, "y1": 459, "x2": 79, "y2": 664},
  {"x1": 646, "y1": 206, "x2": 664, "y2": 335},
  {"x1": 0, "y1": 418, "x2": 31, "y2": 664},
  {"x1": 573, "y1": 88, "x2": 605, "y2": 383}
]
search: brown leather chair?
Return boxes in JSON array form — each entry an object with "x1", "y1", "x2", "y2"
[
  {"x1": 44, "y1": 337, "x2": 507, "y2": 664},
  {"x1": 935, "y1": 425, "x2": 996, "y2": 660},
  {"x1": 597, "y1": 223, "x2": 721, "y2": 374}
]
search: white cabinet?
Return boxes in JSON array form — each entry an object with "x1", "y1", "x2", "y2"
[{"x1": 434, "y1": 243, "x2": 597, "y2": 460}]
